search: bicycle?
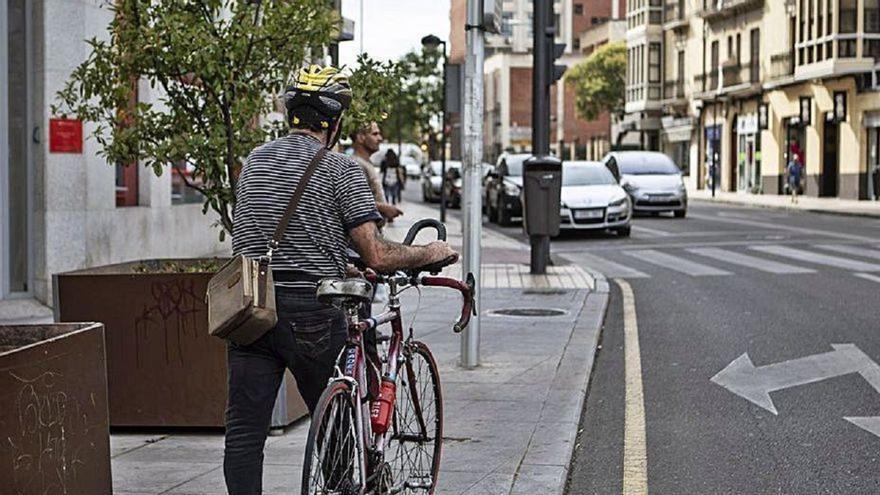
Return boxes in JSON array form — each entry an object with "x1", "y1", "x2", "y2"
[{"x1": 301, "y1": 219, "x2": 476, "y2": 495}]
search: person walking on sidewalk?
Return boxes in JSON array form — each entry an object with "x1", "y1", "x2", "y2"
[
  {"x1": 226, "y1": 65, "x2": 458, "y2": 495},
  {"x1": 381, "y1": 149, "x2": 405, "y2": 205},
  {"x1": 350, "y1": 122, "x2": 403, "y2": 223},
  {"x1": 787, "y1": 155, "x2": 802, "y2": 204}
]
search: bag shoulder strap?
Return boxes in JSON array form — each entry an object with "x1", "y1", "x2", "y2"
[{"x1": 267, "y1": 147, "x2": 327, "y2": 255}]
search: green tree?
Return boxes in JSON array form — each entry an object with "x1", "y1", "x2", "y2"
[
  {"x1": 565, "y1": 42, "x2": 626, "y2": 122},
  {"x1": 54, "y1": 0, "x2": 399, "y2": 236},
  {"x1": 383, "y1": 47, "x2": 443, "y2": 151}
]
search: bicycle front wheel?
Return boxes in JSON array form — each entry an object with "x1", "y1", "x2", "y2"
[
  {"x1": 301, "y1": 380, "x2": 364, "y2": 495},
  {"x1": 386, "y1": 340, "x2": 443, "y2": 493}
]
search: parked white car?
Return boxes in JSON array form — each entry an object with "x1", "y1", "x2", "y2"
[
  {"x1": 602, "y1": 151, "x2": 688, "y2": 218},
  {"x1": 559, "y1": 161, "x2": 632, "y2": 236}
]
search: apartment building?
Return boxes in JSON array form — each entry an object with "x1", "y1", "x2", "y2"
[
  {"x1": 625, "y1": 0, "x2": 880, "y2": 200},
  {"x1": 452, "y1": 0, "x2": 625, "y2": 161}
]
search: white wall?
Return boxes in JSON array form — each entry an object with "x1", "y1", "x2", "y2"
[{"x1": 31, "y1": 0, "x2": 229, "y2": 306}]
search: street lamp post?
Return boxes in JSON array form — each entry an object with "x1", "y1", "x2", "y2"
[{"x1": 422, "y1": 34, "x2": 448, "y2": 224}]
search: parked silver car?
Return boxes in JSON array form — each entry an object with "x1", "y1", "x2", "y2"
[
  {"x1": 559, "y1": 161, "x2": 632, "y2": 236},
  {"x1": 602, "y1": 151, "x2": 688, "y2": 218}
]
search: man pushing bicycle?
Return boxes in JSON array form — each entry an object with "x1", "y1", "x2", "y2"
[{"x1": 227, "y1": 65, "x2": 458, "y2": 495}]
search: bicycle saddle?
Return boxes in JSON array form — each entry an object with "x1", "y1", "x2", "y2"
[{"x1": 316, "y1": 278, "x2": 374, "y2": 305}]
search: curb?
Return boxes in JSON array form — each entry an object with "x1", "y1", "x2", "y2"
[{"x1": 690, "y1": 196, "x2": 880, "y2": 219}]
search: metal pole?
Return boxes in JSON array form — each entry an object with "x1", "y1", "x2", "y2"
[
  {"x1": 359, "y1": 0, "x2": 364, "y2": 54},
  {"x1": 712, "y1": 97, "x2": 717, "y2": 197},
  {"x1": 461, "y1": 0, "x2": 484, "y2": 369},
  {"x1": 530, "y1": 0, "x2": 551, "y2": 274},
  {"x1": 440, "y1": 42, "x2": 448, "y2": 224}
]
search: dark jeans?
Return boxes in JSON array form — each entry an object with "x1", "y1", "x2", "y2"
[{"x1": 223, "y1": 287, "x2": 347, "y2": 495}]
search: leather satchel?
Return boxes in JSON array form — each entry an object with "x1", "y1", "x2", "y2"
[{"x1": 206, "y1": 147, "x2": 327, "y2": 345}]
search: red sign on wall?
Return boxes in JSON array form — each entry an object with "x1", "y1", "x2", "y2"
[{"x1": 49, "y1": 118, "x2": 83, "y2": 153}]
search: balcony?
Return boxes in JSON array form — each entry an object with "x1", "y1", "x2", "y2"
[
  {"x1": 693, "y1": 62, "x2": 761, "y2": 99},
  {"x1": 698, "y1": 0, "x2": 764, "y2": 22},
  {"x1": 663, "y1": 1, "x2": 689, "y2": 31},
  {"x1": 663, "y1": 79, "x2": 686, "y2": 102},
  {"x1": 767, "y1": 52, "x2": 794, "y2": 82}
]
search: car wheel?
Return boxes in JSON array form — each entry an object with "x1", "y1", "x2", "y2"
[
  {"x1": 616, "y1": 226, "x2": 632, "y2": 237},
  {"x1": 674, "y1": 209, "x2": 687, "y2": 218},
  {"x1": 496, "y1": 202, "x2": 512, "y2": 226}
]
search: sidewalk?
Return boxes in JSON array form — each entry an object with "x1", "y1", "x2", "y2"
[
  {"x1": 110, "y1": 199, "x2": 608, "y2": 494},
  {"x1": 689, "y1": 188, "x2": 880, "y2": 218},
  {"x1": 0, "y1": 297, "x2": 53, "y2": 325}
]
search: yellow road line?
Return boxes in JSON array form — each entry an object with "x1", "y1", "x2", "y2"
[{"x1": 618, "y1": 278, "x2": 648, "y2": 495}]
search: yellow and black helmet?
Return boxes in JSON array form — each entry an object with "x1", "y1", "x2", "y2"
[{"x1": 283, "y1": 65, "x2": 352, "y2": 130}]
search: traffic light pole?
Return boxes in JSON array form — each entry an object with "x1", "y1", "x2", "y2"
[
  {"x1": 530, "y1": 0, "x2": 552, "y2": 274},
  {"x1": 460, "y1": 0, "x2": 484, "y2": 369}
]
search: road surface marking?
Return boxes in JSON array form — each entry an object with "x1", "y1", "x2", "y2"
[
  {"x1": 711, "y1": 344, "x2": 880, "y2": 416},
  {"x1": 631, "y1": 225, "x2": 672, "y2": 237},
  {"x1": 815, "y1": 244, "x2": 880, "y2": 261},
  {"x1": 855, "y1": 273, "x2": 880, "y2": 284},
  {"x1": 844, "y1": 417, "x2": 880, "y2": 438},
  {"x1": 750, "y1": 245, "x2": 880, "y2": 272},
  {"x1": 625, "y1": 249, "x2": 731, "y2": 276},
  {"x1": 687, "y1": 247, "x2": 815, "y2": 274},
  {"x1": 566, "y1": 252, "x2": 650, "y2": 279},
  {"x1": 617, "y1": 279, "x2": 648, "y2": 495},
  {"x1": 689, "y1": 213, "x2": 878, "y2": 242}
]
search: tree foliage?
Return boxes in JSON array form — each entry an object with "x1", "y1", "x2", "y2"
[
  {"x1": 54, "y1": 0, "x2": 399, "y2": 236},
  {"x1": 343, "y1": 54, "x2": 403, "y2": 139},
  {"x1": 382, "y1": 47, "x2": 443, "y2": 148},
  {"x1": 565, "y1": 42, "x2": 626, "y2": 122}
]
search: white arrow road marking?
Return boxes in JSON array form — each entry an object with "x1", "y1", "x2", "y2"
[
  {"x1": 711, "y1": 344, "x2": 880, "y2": 416},
  {"x1": 844, "y1": 417, "x2": 880, "y2": 438}
]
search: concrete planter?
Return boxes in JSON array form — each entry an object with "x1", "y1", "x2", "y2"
[
  {"x1": 54, "y1": 259, "x2": 307, "y2": 428},
  {"x1": 0, "y1": 322, "x2": 111, "y2": 494}
]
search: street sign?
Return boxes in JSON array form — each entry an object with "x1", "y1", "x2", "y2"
[
  {"x1": 49, "y1": 118, "x2": 83, "y2": 153},
  {"x1": 712, "y1": 344, "x2": 880, "y2": 438}
]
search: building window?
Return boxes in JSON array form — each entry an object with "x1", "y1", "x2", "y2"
[
  {"x1": 710, "y1": 40, "x2": 719, "y2": 89},
  {"x1": 840, "y1": 0, "x2": 857, "y2": 33},
  {"x1": 866, "y1": 39, "x2": 880, "y2": 59},
  {"x1": 817, "y1": 0, "x2": 824, "y2": 37},
  {"x1": 750, "y1": 29, "x2": 760, "y2": 82},
  {"x1": 839, "y1": 39, "x2": 857, "y2": 57},
  {"x1": 648, "y1": 42, "x2": 661, "y2": 83},
  {"x1": 574, "y1": 3, "x2": 583, "y2": 15},
  {"x1": 501, "y1": 12, "x2": 514, "y2": 37},
  {"x1": 171, "y1": 161, "x2": 205, "y2": 205},
  {"x1": 866, "y1": 0, "x2": 880, "y2": 33}
]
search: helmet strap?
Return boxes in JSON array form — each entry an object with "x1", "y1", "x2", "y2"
[{"x1": 326, "y1": 117, "x2": 344, "y2": 149}]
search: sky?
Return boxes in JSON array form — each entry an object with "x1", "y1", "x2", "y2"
[{"x1": 338, "y1": 0, "x2": 452, "y2": 68}]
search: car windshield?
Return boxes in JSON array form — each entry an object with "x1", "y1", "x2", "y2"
[
  {"x1": 563, "y1": 165, "x2": 618, "y2": 186},
  {"x1": 616, "y1": 153, "x2": 680, "y2": 175},
  {"x1": 503, "y1": 155, "x2": 529, "y2": 176}
]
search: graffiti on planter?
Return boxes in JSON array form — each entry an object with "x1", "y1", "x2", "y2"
[
  {"x1": 6, "y1": 371, "x2": 95, "y2": 494},
  {"x1": 134, "y1": 278, "x2": 204, "y2": 366}
]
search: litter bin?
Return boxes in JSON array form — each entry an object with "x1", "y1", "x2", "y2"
[{"x1": 522, "y1": 155, "x2": 563, "y2": 236}]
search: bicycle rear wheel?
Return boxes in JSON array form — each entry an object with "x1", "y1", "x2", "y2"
[
  {"x1": 385, "y1": 341, "x2": 443, "y2": 493},
  {"x1": 301, "y1": 380, "x2": 364, "y2": 495}
]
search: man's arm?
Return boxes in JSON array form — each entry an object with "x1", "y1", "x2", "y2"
[{"x1": 349, "y1": 221, "x2": 457, "y2": 273}]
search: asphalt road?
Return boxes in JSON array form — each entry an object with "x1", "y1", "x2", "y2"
[{"x1": 474, "y1": 201, "x2": 880, "y2": 494}]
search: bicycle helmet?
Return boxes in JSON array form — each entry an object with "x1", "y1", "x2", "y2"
[{"x1": 283, "y1": 65, "x2": 352, "y2": 134}]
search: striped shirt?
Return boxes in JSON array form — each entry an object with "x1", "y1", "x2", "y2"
[{"x1": 232, "y1": 133, "x2": 382, "y2": 289}]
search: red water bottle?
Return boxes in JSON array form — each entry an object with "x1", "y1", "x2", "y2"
[{"x1": 370, "y1": 377, "x2": 397, "y2": 434}]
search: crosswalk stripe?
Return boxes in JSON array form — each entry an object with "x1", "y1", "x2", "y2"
[
  {"x1": 855, "y1": 273, "x2": 880, "y2": 284},
  {"x1": 632, "y1": 225, "x2": 672, "y2": 237},
  {"x1": 814, "y1": 244, "x2": 880, "y2": 261},
  {"x1": 567, "y1": 252, "x2": 650, "y2": 279},
  {"x1": 687, "y1": 247, "x2": 816, "y2": 274},
  {"x1": 625, "y1": 249, "x2": 732, "y2": 276},
  {"x1": 750, "y1": 245, "x2": 880, "y2": 272}
]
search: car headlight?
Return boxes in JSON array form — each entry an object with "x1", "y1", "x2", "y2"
[
  {"x1": 609, "y1": 197, "x2": 627, "y2": 207},
  {"x1": 504, "y1": 182, "x2": 521, "y2": 196}
]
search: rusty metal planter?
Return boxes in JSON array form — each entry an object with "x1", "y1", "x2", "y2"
[
  {"x1": 0, "y1": 322, "x2": 111, "y2": 494},
  {"x1": 54, "y1": 259, "x2": 307, "y2": 428}
]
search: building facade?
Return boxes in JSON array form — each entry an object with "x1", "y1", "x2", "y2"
[
  {"x1": 0, "y1": 0, "x2": 353, "y2": 306},
  {"x1": 625, "y1": 0, "x2": 880, "y2": 199},
  {"x1": 452, "y1": 0, "x2": 625, "y2": 161}
]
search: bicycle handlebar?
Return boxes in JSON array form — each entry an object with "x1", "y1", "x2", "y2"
[
  {"x1": 402, "y1": 218, "x2": 446, "y2": 246},
  {"x1": 421, "y1": 272, "x2": 476, "y2": 334}
]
